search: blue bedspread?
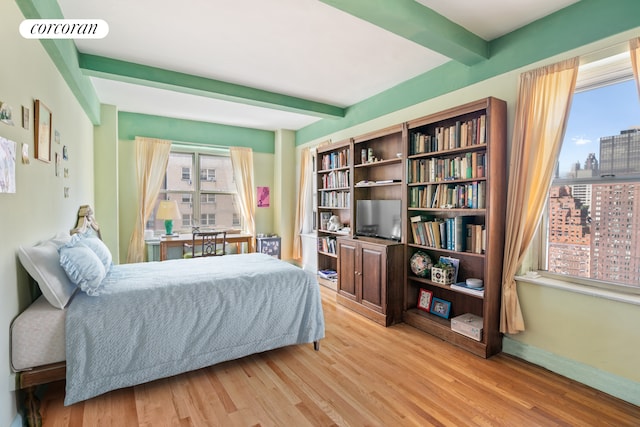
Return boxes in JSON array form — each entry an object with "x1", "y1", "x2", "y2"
[{"x1": 64, "y1": 253, "x2": 325, "y2": 405}]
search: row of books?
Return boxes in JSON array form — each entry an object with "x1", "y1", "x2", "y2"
[
  {"x1": 409, "y1": 115, "x2": 486, "y2": 154},
  {"x1": 319, "y1": 190, "x2": 350, "y2": 208},
  {"x1": 410, "y1": 215, "x2": 485, "y2": 253},
  {"x1": 408, "y1": 181, "x2": 486, "y2": 209},
  {"x1": 318, "y1": 236, "x2": 337, "y2": 255},
  {"x1": 407, "y1": 152, "x2": 485, "y2": 183},
  {"x1": 321, "y1": 148, "x2": 350, "y2": 171},
  {"x1": 320, "y1": 169, "x2": 350, "y2": 189}
]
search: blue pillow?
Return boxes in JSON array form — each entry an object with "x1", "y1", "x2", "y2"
[
  {"x1": 59, "y1": 242, "x2": 106, "y2": 296},
  {"x1": 80, "y1": 235, "x2": 113, "y2": 272}
]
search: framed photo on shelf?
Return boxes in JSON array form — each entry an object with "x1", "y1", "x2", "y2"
[
  {"x1": 417, "y1": 288, "x2": 433, "y2": 312},
  {"x1": 34, "y1": 100, "x2": 52, "y2": 163},
  {"x1": 430, "y1": 297, "x2": 451, "y2": 319},
  {"x1": 320, "y1": 212, "x2": 331, "y2": 230}
]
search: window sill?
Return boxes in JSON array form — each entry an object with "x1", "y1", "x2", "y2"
[{"x1": 515, "y1": 273, "x2": 640, "y2": 307}]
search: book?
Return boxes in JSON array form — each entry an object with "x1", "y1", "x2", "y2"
[{"x1": 318, "y1": 269, "x2": 337, "y2": 279}]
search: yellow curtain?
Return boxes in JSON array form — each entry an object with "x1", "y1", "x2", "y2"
[
  {"x1": 630, "y1": 37, "x2": 640, "y2": 99},
  {"x1": 293, "y1": 147, "x2": 312, "y2": 260},
  {"x1": 230, "y1": 147, "x2": 256, "y2": 251},
  {"x1": 126, "y1": 137, "x2": 172, "y2": 263},
  {"x1": 501, "y1": 58, "x2": 579, "y2": 334}
]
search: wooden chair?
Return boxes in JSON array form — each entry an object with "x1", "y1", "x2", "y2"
[{"x1": 185, "y1": 231, "x2": 227, "y2": 257}]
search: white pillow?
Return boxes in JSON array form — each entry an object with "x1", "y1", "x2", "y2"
[
  {"x1": 59, "y1": 242, "x2": 106, "y2": 296},
  {"x1": 17, "y1": 233, "x2": 76, "y2": 309},
  {"x1": 76, "y1": 234, "x2": 112, "y2": 272}
]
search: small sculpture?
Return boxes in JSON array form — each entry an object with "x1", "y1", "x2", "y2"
[{"x1": 327, "y1": 215, "x2": 342, "y2": 232}]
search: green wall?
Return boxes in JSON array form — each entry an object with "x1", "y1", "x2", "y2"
[{"x1": 0, "y1": 1, "x2": 95, "y2": 425}]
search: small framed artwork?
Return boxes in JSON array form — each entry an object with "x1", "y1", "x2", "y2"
[
  {"x1": 430, "y1": 297, "x2": 451, "y2": 319},
  {"x1": 22, "y1": 106, "x2": 29, "y2": 130},
  {"x1": 320, "y1": 212, "x2": 332, "y2": 230},
  {"x1": 34, "y1": 100, "x2": 52, "y2": 163},
  {"x1": 417, "y1": 288, "x2": 433, "y2": 312}
]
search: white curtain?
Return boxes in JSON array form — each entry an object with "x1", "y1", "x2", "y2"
[
  {"x1": 230, "y1": 147, "x2": 256, "y2": 251},
  {"x1": 293, "y1": 147, "x2": 312, "y2": 259},
  {"x1": 126, "y1": 137, "x2": 172, "y2": 263},
  {"x1": 630, "y1": 37, "x2": 640, "y2": 99},
  {"x1": 500, "y1": 58, "x2": 579, "y2": 334}
]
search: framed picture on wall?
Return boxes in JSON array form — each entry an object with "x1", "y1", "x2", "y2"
[{"x1": 34, "y1": 100, "x2": 52, "y2": 163}]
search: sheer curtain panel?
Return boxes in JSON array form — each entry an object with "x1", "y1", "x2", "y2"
[
  {"x1": 230, "y1": 147, "x2": 255, "y2": 251},
  {"x1": 126, "y1": 137, "x2": 172, "y2": 263},
  {"x1": 501, "y1": 58, "x2": 579, "y2": 334}
]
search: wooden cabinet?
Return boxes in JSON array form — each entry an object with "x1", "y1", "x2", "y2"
[
  {"x1": 337, "y1": 236, "x2": 404, "y2": 326},
  {"x1": 403, "y1": 97, "x2": 507, "y2": 358}
]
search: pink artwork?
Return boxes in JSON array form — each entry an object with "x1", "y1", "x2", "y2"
[{"x1": 257, "y1": 186, "x2": 270, "y2": 207}]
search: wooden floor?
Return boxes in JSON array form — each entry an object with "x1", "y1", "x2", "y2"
[{"x1": 38, "y1": 286, "x2": 639, "y2": 426}]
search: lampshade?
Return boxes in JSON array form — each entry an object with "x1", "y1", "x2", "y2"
[{"x1": 156, "y1": 200, "x2": 181, "y2": 221}]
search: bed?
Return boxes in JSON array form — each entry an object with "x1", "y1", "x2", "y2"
[{"x1": 11, "y1": 229, "x2": 325, "y2": 425}]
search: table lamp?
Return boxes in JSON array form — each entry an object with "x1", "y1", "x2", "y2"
[{"x1": 156, "y1": 200, "x2": 181, "y2": 236}]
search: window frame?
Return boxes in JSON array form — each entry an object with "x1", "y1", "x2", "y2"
[
  {"x1": 158, "y1": 145, "x2": 239, "y2": 234},
  {"x1": 532, "y1": 47, "x2": 640, "y2": 296}
]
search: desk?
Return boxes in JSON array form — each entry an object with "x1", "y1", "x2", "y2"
[{"x1": 159, "y1": 233, "x2": 254, "y2": 261}]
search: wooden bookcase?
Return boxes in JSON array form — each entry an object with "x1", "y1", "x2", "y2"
[
  {"x1": 334, "y1": 124, "x2": 407, "y2": 325},
  {"x1": 316, "y1": 139, "x2": 352, "y2": 290},
  {"x1": 403, "y1": 97, "x2": 507, "y2": 358}
]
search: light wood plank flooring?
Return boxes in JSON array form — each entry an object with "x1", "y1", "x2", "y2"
[{"x1": 38, "y1": 286, "x2": 639, "y2": 426}]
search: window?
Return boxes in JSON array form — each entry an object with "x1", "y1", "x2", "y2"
[
  {"x1": 200, "y1": 168, "x2": 216, "y2": 182},
  {"x1": 149, "y1": 148, "x2": 240, "y2": 234},
  {"x1": 541, "y1": 50, "x2": 640, "y2": 292},
  {"x1": 181, "y1": 167, "x2": 191, "y2": 181}
]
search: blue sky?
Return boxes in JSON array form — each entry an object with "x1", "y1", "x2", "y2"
[{"x1": 557, "y1": 78, "x2": 640, "y2": 176}]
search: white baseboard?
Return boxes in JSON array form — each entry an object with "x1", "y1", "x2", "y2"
[{"x1": 503, "y1": 336, "x2": 640, "y2": 406}]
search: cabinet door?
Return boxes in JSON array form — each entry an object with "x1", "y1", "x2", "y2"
[
  {"x1": 337, "y1": 240, "x2": 358, "y2": 301},
  {"x1": 360, "y1": 243, "x2": 386, "y2": 314}
]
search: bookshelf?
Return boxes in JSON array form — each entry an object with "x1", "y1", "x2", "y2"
[
  {"x1": 403, "y1": 97, "x2": 507, "y2": 358},
  {"x1": 316, "y1": 139, "x2": 352, "y2": 290},
  {"x1": 335, "y1": 124, "x2": 406, "y2": 326}
]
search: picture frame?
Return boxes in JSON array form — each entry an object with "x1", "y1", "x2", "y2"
[
  {"x1": 430, "y1": 297, "x2": 451, "y2": 319},
  {"x1": 320, "y1": 212, "x2": 332, "y2": 230},
  {"x1": 417, "y1": 288, "x2": 433, "y2": 312},
  {"x1": 34, "y1": 100, "x2": 52, "y2": 163}
]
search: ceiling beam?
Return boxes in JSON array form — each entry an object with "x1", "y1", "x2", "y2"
[
  {"x1": 320, "y1": 0, "x2": 489, "y2": 66},
  {"x1": 78, "y1": 54, "x2": 345, "y2": 119}
]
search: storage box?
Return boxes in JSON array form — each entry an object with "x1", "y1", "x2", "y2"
[
  {"x1": 451, "y1": 313, "x2": 483, "y2": 341},
  {"x1": 431, "y1": 266, "x2": 454, "y2": 284}
]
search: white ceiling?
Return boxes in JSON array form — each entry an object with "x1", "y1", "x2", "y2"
[{"x1": 56, "y1": 0, "x2": 580, "y2": 131}]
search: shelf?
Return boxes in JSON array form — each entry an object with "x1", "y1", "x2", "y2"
[
  {"x1": 318, "y1": 165, "x2": 350, "y2": 173},
  {"x1": 354, "y1": 158, "x2": 402, "y2": 168},
  {"x1": 318, "y1": 186, "x2": 350, "y2": 192},
  {"x1": 354, "y1": 181, "x2": 402, "y2": 188},
  {"x1": 318, "y1": 205, "x2": 350, "y2": 210},
  {"x1": 407, "y1": 275, "x2": 484, "y2": 299},
  {"x1": 407, "y1": 243, "x2": 485, "y2": 259},
  {"x1": 403, "y1": 308, "x2": 488, "y2": 358},
  {"x1": 407, "y1": 207, "x2": 485, "y2": 216},
  {"x1": 318, "y1": 250, "x2": 338, "y2": 258},
  {"x1": 408, "y1": 144, "x2": 487, "y2": 159},
  {"x1": 408, "y1": 177, "x2": 486, "y2": 186}
]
